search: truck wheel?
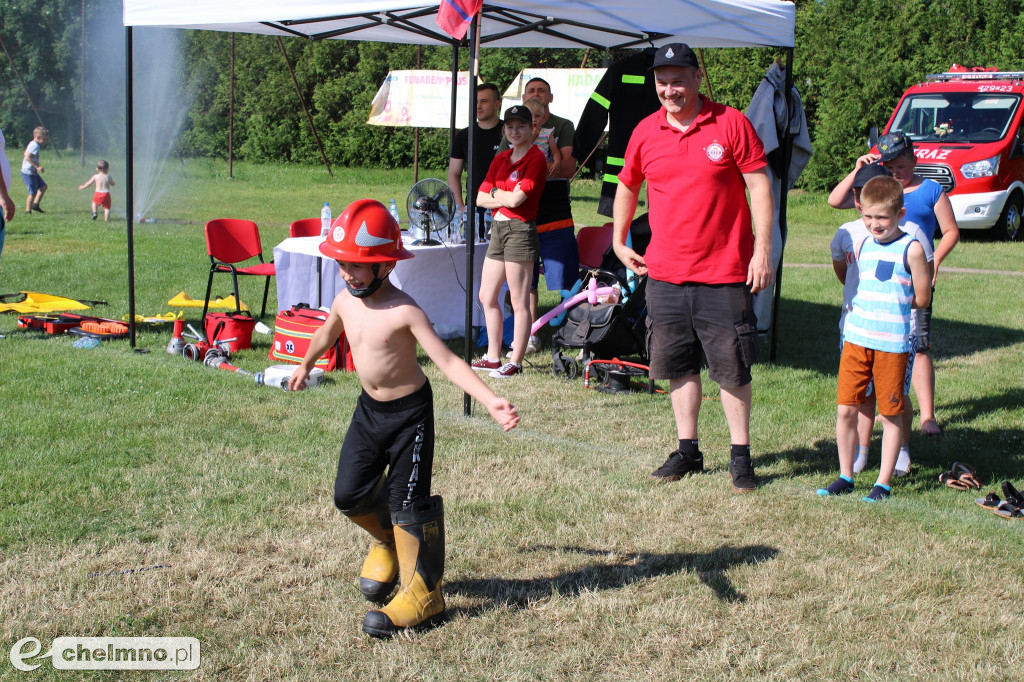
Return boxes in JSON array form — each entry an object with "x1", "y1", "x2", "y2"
[{"x1": 993, "y1": 192, "x2": 1022, "y2": 242}]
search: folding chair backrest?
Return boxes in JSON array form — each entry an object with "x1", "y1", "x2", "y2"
[
  {"x1": 576, "y1": 223, "x2": 614, "y2": 270},
  {"x1": 205, "y1": 219, "x2": 263, "y2": 264},
  {"x1": 289, "y1": 218, "x2": 323, "y2": 238}
]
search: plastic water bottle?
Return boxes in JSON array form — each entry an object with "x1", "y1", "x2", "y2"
[
  {"x1": 320, "y1": 203, "x2": 331, "y2": 237},
  {"x1": 388, "y1": 198, "x2": 400, "y2": 225},
  {"x1": 448, "y1": 210, "x2": 463, "y2": 244},
  {"x1": 482, "y1": 208, "x2": 493, "y2": 242},
  {"x1": 73, "y1": 336, "x2": 100, "y2": 349}
]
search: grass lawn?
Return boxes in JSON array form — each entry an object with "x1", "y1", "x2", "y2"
[{"x1": 1, "y1": 154, "x2": 1023, "y2": 680}]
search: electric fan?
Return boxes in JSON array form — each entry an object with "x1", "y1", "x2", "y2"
[{"x1": 406, "y1": 178, "x2": 456, "y2": 246}]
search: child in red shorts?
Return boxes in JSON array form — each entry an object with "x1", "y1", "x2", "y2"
[{"x1": 78, "y1": 160, "x2": 115, "y2": 221}]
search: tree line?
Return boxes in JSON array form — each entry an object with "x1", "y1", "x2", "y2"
[{"x1": 2, "y1": 0, "x2": 1024, "y2": 190}]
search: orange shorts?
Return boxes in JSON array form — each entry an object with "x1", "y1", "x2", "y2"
[
  {"x1": 93, "y1": 192, "x2": 111, "y2": 209},
  {"x1": 837, "y1": 342, "x2": 908, "y2": 416}
]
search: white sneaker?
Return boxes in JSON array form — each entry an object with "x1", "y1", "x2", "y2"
[{"x1": 507, "y1": 335, "x2": 541, "y2": 358}]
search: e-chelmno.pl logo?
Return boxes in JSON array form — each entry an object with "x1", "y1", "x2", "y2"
[{"x1": 9, "y1": 636, "x2": 200, "y2": 671}]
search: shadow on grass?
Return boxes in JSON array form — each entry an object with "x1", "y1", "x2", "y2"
[
  {"x1": 446, "y1": 543, "x2": 778, "y2": 618},
  {"x1": 755, "y1": 439, "x2": 837, "y2": 481},
  {"x1": 754, "y1": 415, "x2": 1024, "y2": 492},
  {"x1": 771, "y1": 298, "x2": 1024, "y2": 376}
]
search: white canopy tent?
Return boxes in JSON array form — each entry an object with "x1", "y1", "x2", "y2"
[
  {"x1": 124, "y1": 1, "x2": 795, "y2": 48},
  {"x1": 120, "y1": 1, "x2": 797, "y2": 387}
]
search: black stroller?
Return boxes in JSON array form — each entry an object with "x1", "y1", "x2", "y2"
[{"x1": 550, "y1": 214, "x2": 652, "y2": 391}]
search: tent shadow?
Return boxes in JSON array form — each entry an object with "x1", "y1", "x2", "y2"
[
  {"x1": 771, "y1": 298, "x2": 1024, "y2": 376},
  {"x1": 445, "y1": 543, "x2": 779, "y2": 620}
]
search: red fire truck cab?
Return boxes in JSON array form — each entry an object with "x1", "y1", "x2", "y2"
[{"x1": 879, "y1": 66, "x2": 1024, "y2": 240}]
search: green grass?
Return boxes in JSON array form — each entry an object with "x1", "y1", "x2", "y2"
[{"x1": 1, "y1": 154, "x2": 1023, "y2": 680}]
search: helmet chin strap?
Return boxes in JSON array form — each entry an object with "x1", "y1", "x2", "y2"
[{"x1": 346, "y1": 263, "x2": 385, "y2": 299}]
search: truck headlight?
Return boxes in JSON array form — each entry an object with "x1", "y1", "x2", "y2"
[{"x1": 961, "y1": 155, "x2": 1000, "y2": 179}]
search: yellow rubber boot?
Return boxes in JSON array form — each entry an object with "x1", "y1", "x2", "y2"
[
  {"x1": 362, "y1": 496, "x2": 446, "y2": 638},
  {"x1": 347, "y1": 512, "x2": 398, "y2": 603}
]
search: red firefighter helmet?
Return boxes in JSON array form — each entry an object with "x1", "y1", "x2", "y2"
[{"x1": 318, "y1": 199, "x2": 414, "y2": 263}]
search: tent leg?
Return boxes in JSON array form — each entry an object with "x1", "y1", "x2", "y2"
[
  {"x1": 463, "y1": 18, "x2": 481, "y2": 417},
  {"x1": 126, "y1": 25, "x2": 137, "y2": 348}
]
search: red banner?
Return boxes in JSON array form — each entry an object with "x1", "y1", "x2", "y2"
[{"x1": 436, "y1": 0, "x2": 482, "y2": 40}]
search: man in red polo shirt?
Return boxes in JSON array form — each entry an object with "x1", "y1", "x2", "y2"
[{"x1": 612, "y1": 43, "x2": 775, "y2": 493}]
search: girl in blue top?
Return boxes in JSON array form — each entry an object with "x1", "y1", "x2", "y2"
[{"x1": 878, "y1": 132, "x2": 959, "y2": 437}]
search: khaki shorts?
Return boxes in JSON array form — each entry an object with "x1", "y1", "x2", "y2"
[
  {"x1": 837, "y1": 342, "x2": 908, "y2": 416},
  {"x1": 485, "y1": 217, "x2": 539, "y2": 263}
]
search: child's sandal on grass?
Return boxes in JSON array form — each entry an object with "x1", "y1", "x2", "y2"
[
  {"x1": 940, "y1": 462, "x2": 981, "y2": 491},
  {"x1": 953, "y1": 462, "x2": 982, "y2": 490},
  {"x1": 1001, "y1": 481, "x2": 1024, "y2": 508},
  {"x1": 975, "y1": 492, "x2": 1003, "y2": 510},
  {"x1": 941, "y1": 470, "x2": 970, "y2": 491},
  {"x1": 975, "y1": 492, "x2": 1021, "y2": 517}
]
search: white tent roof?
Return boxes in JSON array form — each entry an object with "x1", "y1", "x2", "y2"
[{"x1": 123, "y1": 1, "x2": 795, "y2": 49}]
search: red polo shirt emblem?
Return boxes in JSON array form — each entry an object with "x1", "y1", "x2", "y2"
[{"x1": 706, "y1": 142, "x2": 725, "y2": 162}]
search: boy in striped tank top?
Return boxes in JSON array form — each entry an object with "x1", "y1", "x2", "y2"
[{"x1": 818, "y1": 176, "x2": 931, "y2": 502}]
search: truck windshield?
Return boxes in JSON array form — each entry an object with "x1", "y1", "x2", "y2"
[{"x1": 889, "y1": 92, "x2": 1020, "y2": 143}]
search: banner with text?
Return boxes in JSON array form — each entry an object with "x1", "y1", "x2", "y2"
[
  {"x1": 368, "y1": 70, "x2": 474, "y2": 129},
  {"x1": 501, "y1": 68, "x2": 608, "y2": 130}
]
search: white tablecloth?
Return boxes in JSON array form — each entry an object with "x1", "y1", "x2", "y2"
[{"x1": 273, "y1": 236, "x2": 487, "y2": 339}]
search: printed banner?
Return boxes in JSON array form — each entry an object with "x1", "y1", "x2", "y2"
[
  {"x1": 501, "y1": 68, "x2": 608, "y2": 130},
  {"x1": 368, "y1": 70, "x2": 474, "y2": 129}
]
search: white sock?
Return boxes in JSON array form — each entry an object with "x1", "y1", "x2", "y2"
[
  {"x1": 895, "y1": 447, "x2": 911, "y2": 474},
  {"x1": 853, "y1": 445, "x2": 869, "y2": 474}
]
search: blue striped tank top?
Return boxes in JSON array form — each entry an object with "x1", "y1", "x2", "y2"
[{"x1": 844, "y1": 232, "x2": 915, "y2": 353}]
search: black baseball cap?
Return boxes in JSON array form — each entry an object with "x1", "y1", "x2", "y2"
[
  {"x1": 650, "y1": 43, "x2": 699, "y2": 70},
  {"x1": 852, "y1": 163, "x2": 892, "y2": 189},
  {"x1": 503, "y1": 105, "x2": 532, "y2": 125},
  {"x1": 877, "y1": 132, "x2": 913, "y2": 162}
]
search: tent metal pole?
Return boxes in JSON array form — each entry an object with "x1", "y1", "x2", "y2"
[
  {"x1": 463, "y1": 16, "x2": 480, "y2": 417},
  {"x1": 80, "y1": 0, "x2": 86, "y2": 168},
  {"x1": 229, "y1": 33, "x2": 234, "y2": 178},
  {"x1": 125, "y1": 25, "x2": 137, "y2": 347},
  {"x1": 769, "y1": 47, "x2": 794, "y2": 363}
]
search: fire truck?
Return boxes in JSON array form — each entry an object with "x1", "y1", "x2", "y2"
[{"x1": 878, "y1": 66, "x2": 1024, "y2": 240}]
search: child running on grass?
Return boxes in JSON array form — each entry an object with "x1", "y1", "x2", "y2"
[
  {"x1": 288, "y1": 198, "x2": 519, "y2": 639},
  {"x1": 21, "y1": 127, "x2": 48, "y2": 215},
  {"x1": 78, "y1": 160, "x2": 115, "y2": 221},
  {"x1": 818, "y1": 176, "x2": 930, "y2": 502}
]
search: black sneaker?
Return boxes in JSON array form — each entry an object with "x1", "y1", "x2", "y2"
[
  {"x1": 32, "y1": 204, "x2": 44, "y2": 213},
  {"x1": 649, "y1": 450, "x2": 704, "y2": 481},
  {"x1": 729, "y1": 453, "x2": 758, "y2": 493}
]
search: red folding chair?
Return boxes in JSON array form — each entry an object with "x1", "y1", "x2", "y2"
[
  {"x1": 203, "y1": 218, "x2": 276, "y2": 319},
  {"x1": 289, "y1": 218, "x2": 322, "y2": 238},
  {"x1": 576, "y1": 222, "x2": 614, "y2": 271}
]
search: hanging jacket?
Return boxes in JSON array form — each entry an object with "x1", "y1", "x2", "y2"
[{"x1": 574, "y1": 48, "x2": 662, "y2": 217}]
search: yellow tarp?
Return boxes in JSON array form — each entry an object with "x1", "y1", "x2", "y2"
[
  {"x1": 0, "y1": 292, "x2": 92, "y2": 314},
  {"x1": 167, "y1": 292, "x2": 249, "y2": 311}
]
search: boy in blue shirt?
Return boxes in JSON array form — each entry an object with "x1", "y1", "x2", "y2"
[
  {"x1": 818, "y1": 176, "x2": 931, "y2": 502},
  {"x1": 21, "y1": 127, "x2": 48, "y2": 214}
]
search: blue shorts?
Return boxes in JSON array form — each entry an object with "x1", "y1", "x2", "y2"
[
  {"x1": 0, "y1": 215, "x2": 6, "y2": 263},
  {"x1": 22, "y1": 172, "x2": 46, "y2": 195},
  {"x1": 531, "y1": 227, "x2": 580, "y2": 291}
]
